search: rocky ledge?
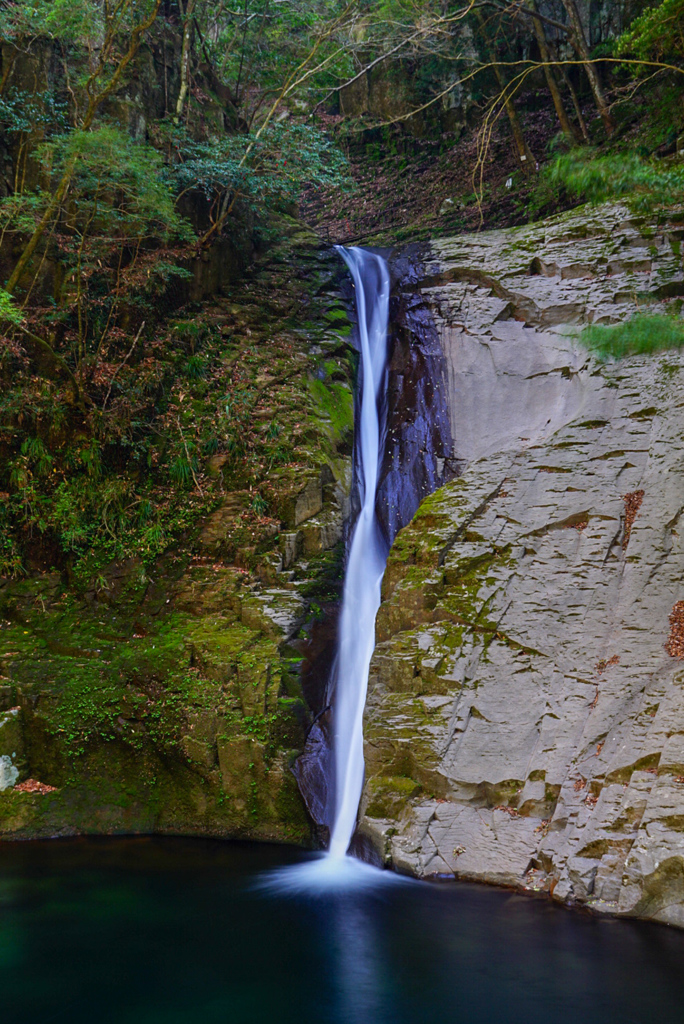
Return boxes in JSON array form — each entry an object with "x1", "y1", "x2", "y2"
[{"x1": 360, "y1": 203, "x2": 684, "y2": 928}]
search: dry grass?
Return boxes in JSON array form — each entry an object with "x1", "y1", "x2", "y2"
[
  {"x1": 623, "y1": 490, "x2": 645, "y2": 548},
  {"x1": 14, "y1": 778, "x2": 57, "y2": 794}
]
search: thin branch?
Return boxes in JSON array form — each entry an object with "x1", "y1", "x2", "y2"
[
  {"x1": 102, "y1": 320, "x2": 145, "y2": 412},
  {"x1": 346, "y1": 55, "x2": 684, "y2": 133}
]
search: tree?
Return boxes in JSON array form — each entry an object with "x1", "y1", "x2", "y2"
[
  {"x1": 5, "y1": 0, "x2": 163, "y2": 297},
  {"x1": 526, "y1": 0, "x2": 581, "y2": 143}
]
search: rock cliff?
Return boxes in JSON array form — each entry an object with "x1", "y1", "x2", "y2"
[{"x1": 360, "y1": 203, "x2": 684, "y2": 928}]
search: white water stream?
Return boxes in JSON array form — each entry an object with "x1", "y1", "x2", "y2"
[
  {"x1": 328, "y1": 247, "x2": 391, "y2": 860},
  {"x1": 258, "y1": 247, "x2": 394, "y2": 891}
]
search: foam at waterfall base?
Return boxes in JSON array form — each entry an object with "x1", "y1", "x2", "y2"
[{"x1": 254, "y1": 852, "x2": 411, "y2": 896}]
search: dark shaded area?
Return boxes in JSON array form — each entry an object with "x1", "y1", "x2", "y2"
[
  {"x1": 298, "y1": 605, "x2": 341, "y2": 718},
  {"x1": 2, "y1": 837, "x2": 684, "y2": 1024},
  {"x1": 291, "y1": 708, "x2": 334, "y2": 843},
  {"x1": 376, "y1": 245, "x2": 455, "y2": 547}
]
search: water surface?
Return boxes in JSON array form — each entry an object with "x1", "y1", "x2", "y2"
[{"x1": 1, "y1": 838, "x2": 682, "y2": 1024}]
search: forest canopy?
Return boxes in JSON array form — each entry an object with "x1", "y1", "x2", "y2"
[{"x1": 0, "y1": 0, "x2": 681, "y2": 581}]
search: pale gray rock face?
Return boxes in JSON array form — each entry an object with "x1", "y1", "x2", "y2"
[{"x1": 360, "y1": 203, "x2": 684, "y2": 927}]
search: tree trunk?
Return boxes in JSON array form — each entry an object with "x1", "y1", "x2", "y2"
[
  {"x1": 491, "y1": 62, "x2": 537, "y2": 173},
  {"x1": 528, "y1": 0, "x2": 581, "y2": 143},
  {"x1": 560, "y1": 0, "x2": 614, "y2": 134},
  {"x1": 546, "y1": 37, "x2": 590, "y2": 142},
  {"x1": 6, "y1": 157, "x2": 76, "y2": 294},
  {"x1": 175, "y1": 0, "x2": 196, "y2": 123},
  {"x1": 476, "y1": 11, "x2": 536, "y2": 174}
]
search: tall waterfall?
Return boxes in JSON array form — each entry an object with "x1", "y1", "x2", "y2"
[{"x1": 329, "y1": 247, "x2": 391, "y2": 859}]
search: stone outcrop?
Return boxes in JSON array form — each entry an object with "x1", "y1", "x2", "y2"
[{"x1": 360, "y1": 203, "x2": 684, "y2": 927}]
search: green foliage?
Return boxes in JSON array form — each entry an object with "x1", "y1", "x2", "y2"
[
  {"x1": 163, "y1": 120, "x2": 350, "y2": 213},
  {"x1": 250, "y1": 493, "x2": 269, "y2": 516},
  {"x1": 185, "y1": 355, "x2": 206, "y2": 380},
  {"x1": 617, "y1": 0, "x2": 684, "y2": 63},
  {"x1": 224, "y1": 387, "x2": 258, "y2": 458},
  {"x1": 0, "y1": 192, "x2": 46, "y2": 235},
  {"x1": 547, "y1": 149, "x2": 684, "y2": 213},
  {"x1": 0, "y1": 288, "x2": 23, "y2": 325},
  {"x1": 0, "y1": 504, "x2": 23, "y2": 577},
  {"x1": 0, "y1": 0, "x2": 159, "y2": 49},
  {"x1": 141, "y1": 261, "x2": 193, "y2": 295},
  {"x1": 169, "y1": 456, "x2": 194, "y2": 488},
  {"x1": 0, "y1": 0, "x2": 105, "y2": 45},
  {"x1": 44, "y1": 125, "x2": 192, "y2": 242},
  {"x1": 0, "y1": 89, "x2": 67, "y2": 136},
  {"x1": 202, "y1": 0, "x2": 353, "y2": 108},
  {"x1": 580, "y1": 314, "x2": 684, "y2": 361},
  {"x1": 0, "y1": 125, "x2": 195, "y2": 390},
  {"x1": 1, "y1": 383, "x2": 214, "y2": 586}
]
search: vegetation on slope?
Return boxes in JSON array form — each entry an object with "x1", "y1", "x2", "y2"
[
  {"x1": 581, "y1": 314, "x2": 684, "y2": 361},
  {"x1": 547, "y1": 151, "x2": 684, "y2": 214}
]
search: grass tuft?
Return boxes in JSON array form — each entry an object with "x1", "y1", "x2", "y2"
[{"x1": 580, "y1": 314, "x2": 684, "y2": 361}]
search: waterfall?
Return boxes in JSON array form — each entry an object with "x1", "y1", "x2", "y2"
[
  {"x1": 259, "y1": 245, "x2": 434, "y2": 889},
  {"x1": 329, "y1": 247, "x2": 391, "y2": 860}
]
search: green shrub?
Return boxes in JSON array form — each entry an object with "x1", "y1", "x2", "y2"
[
  {"x1": 617, "y1": 0, "x2": 684, "y2": 63},
  {"x1": 0, "y1": 287, "x2": 22, "y2": 325},
  {"x1": 547, "y1": 149, "x2": 684, "y2": 213},
  {"x1": 581, "y1": 313, "x2": 684, "y2": 360}
]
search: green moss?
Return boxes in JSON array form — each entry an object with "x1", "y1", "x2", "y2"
[
  {"x1": 365, "y1": 774, "x2": 422, "y2": 818},
  {"x1": 604, "y1": 753, "x2": 661, "y2": 784},
  {"x1": 323, "y1": 306, "x2": 350, "y2": 326},
  {"x1": 308, "y1": 378, "x2": 354, "y2": 442},
  {"x1": 0, "y1": 573, "x2": 316, "y2": 843}
]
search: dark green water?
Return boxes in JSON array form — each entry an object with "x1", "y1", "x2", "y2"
[{"x1": 1, "y1": 837, "x2": 683, "y2": 1024}]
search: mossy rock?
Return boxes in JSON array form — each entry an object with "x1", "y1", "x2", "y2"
[
  {"x1": 365, "y1": 774, "x2": 422, "y2": 819},
  {"x1": 0, "y1": 572, "x2": 312, "y2": 843}
]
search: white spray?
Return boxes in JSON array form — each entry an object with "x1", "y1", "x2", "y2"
[{"x1": 329, "y1": 246, "x2": 391, "y2": 860}]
